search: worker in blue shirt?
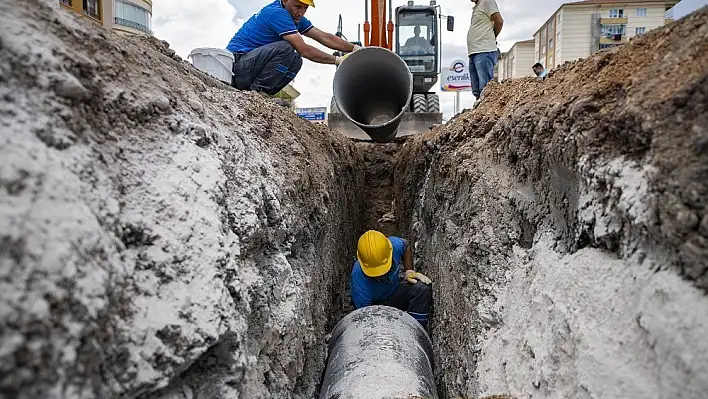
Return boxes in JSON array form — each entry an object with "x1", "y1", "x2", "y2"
[
  {"x1": 533, "y1": 62, "x2": 548, "y2": 78},
  {"x1": 351, "y1": 230, "x2": 433, "y2": 329},
  {"x1": 226, "y1": 0, "x2": 360, "y2": 96}
]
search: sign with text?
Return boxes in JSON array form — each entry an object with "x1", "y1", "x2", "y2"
[
  {"x1": 296, "y1": 107, "x2": 327, "y2": 122},
  {"x1": 441, "y1": 59, "x2": 471, "y2": 92}
]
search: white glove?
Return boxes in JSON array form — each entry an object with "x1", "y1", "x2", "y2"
[
  {"x1": 405, "y1": 270, "x2": 432, "y2": 285},
  {"x1": 352, "y1": 44, "x2": 362, "y2": 52}
]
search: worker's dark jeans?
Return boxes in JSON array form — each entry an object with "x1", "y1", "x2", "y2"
[
  {"x1": 232, "y1": 41, "x2": 303, "y2": 96},
  {"x1": 375, "y1": 279, "x2": 432, "y2": 328}
]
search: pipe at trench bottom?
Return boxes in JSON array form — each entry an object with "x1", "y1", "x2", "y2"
[
  {"x1": 333, "y1": 47, "x2": 413, "y2": 143},
  {"x1": 319, "y1": 305, "x2": 438, "y2": 399}
]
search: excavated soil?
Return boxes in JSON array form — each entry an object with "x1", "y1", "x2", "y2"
[
  {"x1": 1, "y1": 1, "x2": 363, "y2": 398},
  {"x1": 2, "y1": 1, "x2": 708, "y2": 399},
  {"x1": 394, "y1": 7, "x2": 708, "y2": 399}
]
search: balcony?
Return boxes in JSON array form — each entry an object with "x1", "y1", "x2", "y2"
[
  {"x1": 599, "y1": 35, "x2": 625, "y2": 44},
  {"x1": 115, "y1": 18, "x2": 152, "y2": 34},
  {"x1": 600, "y1": 17, "x2": 628, "y2": 24}
]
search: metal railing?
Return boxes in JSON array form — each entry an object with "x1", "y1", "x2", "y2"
[{"x1": 115, "y1": 17, "x2": 152, "y2": 34}]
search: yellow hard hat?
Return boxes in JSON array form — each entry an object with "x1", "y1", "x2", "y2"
[
  {"x1": 299, "y1": 0, "x2": 315, "y2": 6},
  {"x1": 357, "y1": 230, "x2": 393, "y2": 277}
]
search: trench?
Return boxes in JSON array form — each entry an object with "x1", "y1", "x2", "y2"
[
  {"x1": 317, "y1": 137, "x2": 447, "y2": 398},
  {"x1": 4, "y1": 3, "x2": 708, "y2": 398}
]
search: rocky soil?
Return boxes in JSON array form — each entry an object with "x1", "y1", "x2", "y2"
[
  {"x1": 2, "y1": 1, "x2": 708, "y2": 399},
  {"x1": 0, "y1": 1, "x2": 364, "y2": 398},
  {"x1": 394, "y1": 7, "x2": 708, "y2": 399}
]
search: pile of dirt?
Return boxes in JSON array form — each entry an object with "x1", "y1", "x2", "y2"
[
  {"x1": 0, "y1": 1, "x2": 364, "y2": 398},
  {"x1": 394, "y1": 7, "x2": 708, "y2": 398}
]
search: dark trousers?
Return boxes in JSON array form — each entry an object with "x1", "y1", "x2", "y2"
[
  {"x1": 232, "y1": 41, "x2": 303, "y2": 96},
  {"x1": 375, "y1": 279, "x2": 432, "y2": 328}
]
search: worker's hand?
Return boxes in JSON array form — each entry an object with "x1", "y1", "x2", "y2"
[
  {"x1": 335, "y1": 53, "x2": 351, "y2": 66},
  {"x1": 405, "y1": 270, "x2": 432, "y2": 285}
]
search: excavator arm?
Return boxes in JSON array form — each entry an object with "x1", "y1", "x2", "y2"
[{"x1": 363, "y1": 0, "x2": 394, "y2": 50}]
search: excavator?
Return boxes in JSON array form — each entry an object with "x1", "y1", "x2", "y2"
[{"x1": 327, "y1": 0, "x2": 454, "y2": 142}]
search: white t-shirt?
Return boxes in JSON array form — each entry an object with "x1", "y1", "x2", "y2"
[{"x1": 466, "y1": 0, "x2": 500, "y2": 55}]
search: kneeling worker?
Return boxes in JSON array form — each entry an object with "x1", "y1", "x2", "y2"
[
  {"x1": 351, "y1": 230, "x2": 432, "y2": 328},
  {"x1": 226, "y1": 0, "x2": 360, "y2": 96}
]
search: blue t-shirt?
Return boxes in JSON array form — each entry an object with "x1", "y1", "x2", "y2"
[
  {"x1": 226, "y1": 0, "x2": 314, "y2": 53},
  {"x1": 351, "y1": 236, "x2": 407, "y2": 309}
]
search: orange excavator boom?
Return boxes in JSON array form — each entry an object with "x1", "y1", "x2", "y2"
[{"x1": 363, "y1": 0, "x2": 394, "y2": 50}]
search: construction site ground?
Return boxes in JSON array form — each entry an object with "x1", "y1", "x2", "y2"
[{"x1": 1, "y1": 1, "x2": 707, "y2": 398}]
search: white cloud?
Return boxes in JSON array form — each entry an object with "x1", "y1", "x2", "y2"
[
  {"x1": 152, "y1": 0, "x2": 708, "y2": 119},
  {"x1": 152, "y1": 0, "x2": 238, "y2": 63}
]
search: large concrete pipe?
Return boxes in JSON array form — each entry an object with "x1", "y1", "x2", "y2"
[
  {"x1": 332, "y1": 47, "x2": 413, "y2": 143},
  {"x1": 319, "y1": 306, "x2": 437, "y2": 399}
]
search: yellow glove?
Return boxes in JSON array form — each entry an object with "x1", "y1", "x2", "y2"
[
  {"x1": 335, "y1": 53, "x2": 351, "y2": 66},
  {"x1": 405, "y1": 270, "x2": 432, "y2": 285}
]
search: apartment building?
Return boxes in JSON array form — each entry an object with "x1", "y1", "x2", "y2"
[
  {"x1": 533, "y1": 0, "x2": 678, "y2": 70},
  {"x1": 499, "y1": 39, "x2": 536, "y2": 80},
  {"x1": 59, "y1": 0, "x2": 153, "y2": 35}
]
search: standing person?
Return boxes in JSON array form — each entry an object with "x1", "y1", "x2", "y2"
[
  {"x1": 226, "y1": 0, "x2": 361, "y2": 96},
  {"x1": 350, "y1": 230, "x2": 433, "y2": 329},
  {"x1": 467, "y1": 0, "x2": 504, "y2": 103},
  {"x1": 532, "y1": 62, "x2": 548, "y2": 77}
]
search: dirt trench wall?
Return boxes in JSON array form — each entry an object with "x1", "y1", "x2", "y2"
[
  {"x1": 394, "y1": 9, "x2": 708, "y2": 399},
  {"x1": 0, "y1": 1, "x2": 364, "y2": 398}
]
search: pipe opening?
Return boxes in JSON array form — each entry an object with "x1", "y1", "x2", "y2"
[{"x1": 333, "y1": 47, "x2": 413, "y2": 142}]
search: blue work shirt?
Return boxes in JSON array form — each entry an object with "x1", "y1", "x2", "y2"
[
  {"x1": 226, "y1": 0, "x2": 314, "y2": 53},
  {"x1": 351, "y1": 237, "x2": 407, "y2": 309}
]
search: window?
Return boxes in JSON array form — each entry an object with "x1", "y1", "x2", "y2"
[
  {"x1": 549, "y1": 38, "x2": 554, "y2": 49},
  {"x1": 601, "y1": 24, "x2": 626, "y2": 36},
  {"x1": 637, "y1": 8, "x2": 647, "y2": 17},
  {"x1": 397, "y1": 11, "x2": 436, "y2": 73},
  {"x1": 557, "y1": 13, "x2": 562, "y2": 24},
  {"x1": 608, "y1": 9, "x2": 624, "y2": 18},
  {"x1": 635, "y1": 27, "x2": 646, "y2": 35},
  {"x1": 115, "y1": 0, "x2": 152, "y2": 33},
  {"x1": 83, "y1": 0, "x2": 100, "y2": 19},
  {"x1": 60, "y1": 0, "x2": 72, "y2": 6}
]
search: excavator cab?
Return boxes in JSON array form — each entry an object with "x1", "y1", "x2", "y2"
[
  {"x1": 396, "y1": 6, "x2": 438, "y2": 90},
  {"x1": 393, "y1": 2, "x2": 450, "y2": 116}
]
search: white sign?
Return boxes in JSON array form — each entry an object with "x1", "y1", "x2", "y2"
[{"x1": 441, "y1": 59, "x2": 472, "y2": 92}]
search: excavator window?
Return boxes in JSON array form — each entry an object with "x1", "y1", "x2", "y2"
[{"x1": 397, "y1": 10, "x2": 437, "y2": 74}]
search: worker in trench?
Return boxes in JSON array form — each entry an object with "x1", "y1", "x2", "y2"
[
  {"x1": 226, "y1": 0, "x2": 360, "y2": 97},
  {"x1": 350, "y1": 230, "x2": 433, "y2": 329}
]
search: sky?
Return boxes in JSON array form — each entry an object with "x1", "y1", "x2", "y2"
[{"x1": 152, "y1": 0, "x2": 707, "y2": 120}]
